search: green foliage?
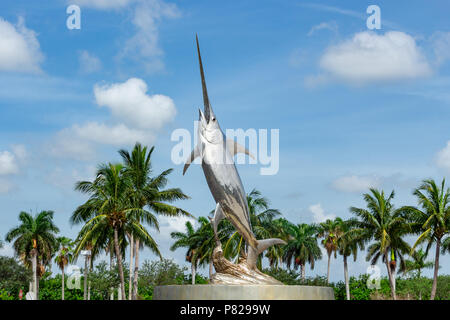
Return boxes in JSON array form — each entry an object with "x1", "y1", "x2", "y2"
[
  {"x1": 262, "y1": 268, "x2": 301, "y2": 285},
  {"x1": 0, "y1": 288, "x2": 14, "y2": 300},
  {"x1": 137, "y1": 258, "x2": 188, "y2": 299},
  {"x1": 0, "y1": 256, "x2": 31, "y2": 299},
  {"x1": 185, "y1": 273, "x2": 209, "y2": 285},
  {"x1": 88, "y1": 261, "x2": 121, "y2": 300},
  {"x1": 38, "y1": 274, "x2": 84, "y2": 300}
]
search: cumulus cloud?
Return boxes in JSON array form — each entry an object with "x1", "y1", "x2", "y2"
[
  {"x1": 50, "y1": 78, "x2": 175, "y2": 161},
  {"x1": 73, "y1": 122, "x2": 153, "y2": 145},
  {"x1": 94, "y1": 78, "x2": 176, "y2": 130},
  {"x1": 0, "y1": 17, "x2": 44, "y2": 73},
  {"x1": 332, "y1": 175, "x2": 381, "y2": 193},
  {"x1": 79, "y1": 50, "x2": 102, "y2": 74},
  {"x1": 70, "y1": 0, "x2": 135, "y2": 10},
  {"x1": 436, "y1": 141, "x2": 450, "y2": 172},
  {"x1": 118, "y1": 0, "x2": 180, "y2": 72},
  {"x1": 309, "y1": 203, "x2": 335, "y2": 223},
  {"x1": 312, "y1": 31, "x2": 432, "y2": 85}
]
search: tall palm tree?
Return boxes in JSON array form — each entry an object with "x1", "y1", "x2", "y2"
[
  {"x1": 54, "y1": 237, "x2": 73, "y2": 300},
  {"x1": 404, "y1": 178, "x2": 450, "y2": 299},
  {"x1": 119, "y1": 142, "x2": 190, "y2": 299},
  {"x1": 317, "y1": 218, "x2": 343, "y2": 284},
  {"x1": 337, "y1": 218, "x2": 365, "y2": 300},
  {"x1": 282, "y1": 221, "x2": 322, "y2": 281},
  {"x1": 5, "y1": 210, "x2": 59, "y2": 300},
  {"x1": 72, "y1": 163, "x2": 136, "y2": 299},
  {"x1": 350, "y1": 188, "x2": 411, "y2": 300},
  {"x1": 170, "y1": 220, "x2": 199, "y2": 284}
]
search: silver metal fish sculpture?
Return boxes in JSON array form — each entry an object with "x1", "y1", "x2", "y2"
[{"x1": 183, "y1": 35, "x2": 285, "y2": 270}]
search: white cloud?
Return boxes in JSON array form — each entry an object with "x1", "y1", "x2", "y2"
[
  {"x1": 307, "y1": 21, "x2": 338, "y2": 37},
  {"x1": 309, "y1": 203, "x2": 335, "y2": 223},
  {"x1": 50, "y1": 78, "x2": 175, "y2": 161},
  {"x1": 94, "y1": 78, "x2": 176, "y2": 130},
  {"x1": 332, "y1": 175, "x2": 381, "y2": 193},
  {"x1": 0, "y1": 151, "x2": 19, "y2": 175},
  {"x1": 436, "y1": 141, "x2": 450, "y2": 172},
  {"x1": 118, "y1": 0, "x2": 180, "y2": 72},
  {"x1": 70, "y1": 0, "x2": 135, "y2": 10},
  {"x1": 0, "y1": 17, "x2": 44, "y2": 73},
  {"x1": 314, "y1": 31, "x2": 432, "y2": 84},
  {"x1": 79, "y1": 50, "x2": 102, "y2": 74},
  {"x1": 73, "y1": 122, "x2": 153, "y2": 145}
]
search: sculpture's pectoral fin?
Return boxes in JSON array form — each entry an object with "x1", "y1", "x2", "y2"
[
  {"x1": 183, "y1": 145, "x2": 201, "y2": 175},
  {"x1": 226, "y1": 139, "x2": 255, "y2": 159}
]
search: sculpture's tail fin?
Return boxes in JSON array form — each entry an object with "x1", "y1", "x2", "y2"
[{"x1": 247, "y1": 238, "x2": 286, "y2": 270}]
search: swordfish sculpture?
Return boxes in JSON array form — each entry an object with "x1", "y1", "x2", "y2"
[{"x1": 183, "y1": 35, "x2": 286, "y2": 284}]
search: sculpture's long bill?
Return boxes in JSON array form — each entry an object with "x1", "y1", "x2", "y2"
[{"x1": 184, "y1": 35, "x2": 285, "y2": 270}]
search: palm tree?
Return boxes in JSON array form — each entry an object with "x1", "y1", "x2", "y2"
[
  {"x1": 72, "y1": 163, "x2": 136, "y2": 299},
  {"x1": 404, "y1": 248, "x2": 434, "y2": 279},
  {"x1": 317, "y1": 218, "x2": 343, "y2": 284},
  {"x1": 282, "y1": 221, "x2": 322, "y2": 281},
  {"x1": 5, "y1": 210, "x2": 59, "y2": 300},
  {"x1": 350, "y1": 188, "x2": 411, "y2": 300},
  {"x1": 170, "y1": 220, "x2": 199, "y2": 284},
  {"x1": 54, "y1": 237, "x2": 73, "y2": 300},
  {"x1": 337, "y1": 218, "x2": 365, "y2": 300},
  {"x1": 404, "y1": 178, "x2": 450, "y2": 300},
  {"x1": 119, "y1": 142, "x2": 190, "y2": 299}
]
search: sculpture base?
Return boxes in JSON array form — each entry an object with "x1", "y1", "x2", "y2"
[{"x1": 153, "y1": 285, "x2": 335, "y2": 300}]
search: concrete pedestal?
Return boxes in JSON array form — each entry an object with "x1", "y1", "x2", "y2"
[{"x1": 153, "y1": 285, "x2": 334, "y2": 300}]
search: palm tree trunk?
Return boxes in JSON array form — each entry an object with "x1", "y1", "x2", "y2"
[
  {"x1": 343, "y1": 255, "x2": 350, "y2": 300},
  {"x1": 300, "y1": 264, "x2": 305, "y2": 281},
  {"x1": 209, "y1": 256, "x2": 214, "y2": 280},
  {"x1": 326, "y1": 252, "x2": 331, "y2": 284},
  {"x1": 32, "y1": 252, "x2": 37, "y2": 300},
  {"x1": 61, "y1": 265, "x2": 65, "y2": 300},
  {"x1": 132, "y1": 238, "x2": 140, "y2": 300},
  {"x1": 128, "y1": 233, "x2": 134, "y2": 300},
  {"x1": 37, "y1": 274, "x2": 39, "y2": 300},
  {"x1": 430, "y1": 238, "x2": 440, "y2": 300},
  {"x1": 83, "y1": 254, "x2": 88, "y2": 300},
  {"x1": 385, "y1": 250, "x2": 396, "y2": 300},
  {"x1": 114, "y1": 227, "x2": 126, "y2": 300},
  {"x1": 109, "y1": 249, "x2": 114, "y2": 300},
  {"x1": 88, "y1": 260, "x2": 92, "y2": 300},
  {"x1": 191, "y1": 262, "x2": 196, "y2": 285}
]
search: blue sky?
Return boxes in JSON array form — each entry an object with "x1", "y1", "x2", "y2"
[{"x1": 0, "y1": 0, "x2": 449, "y2": 282}]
